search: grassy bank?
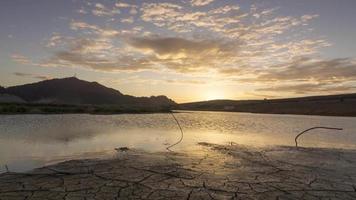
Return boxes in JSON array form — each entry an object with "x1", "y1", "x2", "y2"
[{"x1": 0, "y1": 103, "x2": 172, "y2": 114}]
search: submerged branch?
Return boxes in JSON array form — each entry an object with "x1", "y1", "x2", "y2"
[
  {"x1": 166, "y1": 112, "x2": 184, "y2": 152},
  {"x1": 295, "y1": 127, "x2": 343, "y2": 148},
  {"x1": 4, "y1": 165, "x2": 9, "y2": 173}
]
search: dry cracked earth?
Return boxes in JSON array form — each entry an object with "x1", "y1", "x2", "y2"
[{"x1": 1, "y1": 143, "x2": 356, "y2": 200}]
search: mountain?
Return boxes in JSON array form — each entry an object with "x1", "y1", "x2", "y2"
[
  {"x1": 3, "y1": 77, "x2": 176, "y2": 107},
  {"x1": 0, "y1": 86, "x2": 26, "y2": 103},
  {"x1": 0, "y1": 94, "x2": 26, "y2": 103},
  {"x1": 178, "y1": 93, "x2": 356, "y2": 116},
  {"x1": 0, "y1": 86, "x2": 5, "y2": 93}
]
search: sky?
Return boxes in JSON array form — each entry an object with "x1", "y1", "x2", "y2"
[{"x1": 1, "y1": 0, "x2": 356, "y2": 103}]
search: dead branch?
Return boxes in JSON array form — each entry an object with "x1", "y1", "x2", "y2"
[
  {"x1": 295, "y1": 126, "x2": 343, "y2": 148},
  {"x1": 166, "y1": 112, "x2": 184, "y2": 152}
]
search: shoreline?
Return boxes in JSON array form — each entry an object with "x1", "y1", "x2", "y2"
[
  {"x1": 176, "y1": 108, "x2": 356, "y2": 117},
  {"x1": 2, "y1": 107, "x2": 356, "y2": 118},
  {"x1": 1, "y1": 143, "x2": 356, "y2": 199},
  {"x1": 0, "y1": 103, "x2": 172, "y2": 115},
  {"x1": 2, "y1": 102, "x2": 356, "y2": 117}
]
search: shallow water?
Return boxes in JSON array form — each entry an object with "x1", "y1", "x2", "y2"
[{"x1": 0, "y1": 111, "x2": 356, "y2": 172}]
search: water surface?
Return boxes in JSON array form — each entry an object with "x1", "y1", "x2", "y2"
[{"x1": 1, "y1": 111, "x2": 356, "y2": 172}]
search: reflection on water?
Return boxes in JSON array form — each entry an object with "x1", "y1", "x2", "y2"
[{"x1": 1, "y1": 111, "x2": 356, "y2": 172}]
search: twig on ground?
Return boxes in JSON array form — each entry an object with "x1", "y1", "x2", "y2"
[
  {"x1": 295, "y1": 126, "x2": 343, "y2": 148},
  {"x1": 166, "y1": 112, "x2": 184, "y2": 152},
  {"x1": 5, "y1": 165, "x2": 9, "y2": 173}
]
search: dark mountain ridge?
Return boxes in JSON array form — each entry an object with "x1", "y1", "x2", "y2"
[{"x1": 2, "y1": 77, "x2": 176, "y2": 107}]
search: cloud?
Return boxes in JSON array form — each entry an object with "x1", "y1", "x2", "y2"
[
  {"x1": 129, "y1": 7, "x2": 138, "y2": 15},
  {"x1": 92, "y1": 3, "x2": 120, "y2": 17},
  {"x1": 140, "y1": 2, "x2": 309, "y2": 38},
  {"x1": 165, "y1": 79, "x2": 206, "y2": 85},
  {"x1": 11, "y1": 54, "x2": 33, "y2": 65},
  {"x1": 18, "y1": 2, "x2": 327, "y2": 78},
  {"x1": 255, "y1": 57, "x2": 356, "y2": 82},
  {"x1": 48, "y1": 52, "x2": 153, "y2": 72},
  {"x1": 115, "y1": 2, "x2": 138, "y2": 15},
  {"x1": 13, "y1": 72, "x2": 51, "y2": 80},
  {"x1": 115, "y1": 2, "x2": 131, "y2": 8},
  {"x1": 70, "y1": 21, "x2": 99, "y2": 31},
  {"x1": 33, "y1": 75, "x2": 51, "y2": 80},
  {"x1": 235, "y1": 57, "x2": 356, "y2": 94},
  {"x1": 46, "y1": 32, "x2": 65, "y2": 47},
  {"x1": 257, "y1": 83, "x2": 356, "y2": 95},
  {"x1": 70, "y1": 20, "x2": 120, "y2": 37},
  {"x1": 244, "y1": 92, "x2": 280, "y2": 99},
  {"x1": 138, "y1": 2, "x2": 324, "y2": 72},
  {"x1": 126, "y1": 36, "x2": 240, "y2": 73},
  {"x1": 140, "y1": 3, "x2": 183, "y2": 28},
  {"x1": 121, "y1": 17, "x2": 134, "y2": 23},
  {"x1": 77, "y1": 7, "x2": 88, "y2": 14},
  {"x1": 128, "y1": 37, "x2": 232, "y2": 57},
  {"x1": 191, "y1": 0, "x2": 215, "y2": 6},
  {"x1": 14, "y1": 0, "x2": 356, "y2": 96},
  {"x1": 13, "y1": 72, "x2": 31, "y2": 77},
  {"x1": 115, "y1": 2, "x2": 137, "y2": 8},
  {"x1": 39, "y1": 37, "x2": 155, "y2": 72}
]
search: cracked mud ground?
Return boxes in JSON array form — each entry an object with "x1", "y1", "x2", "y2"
[{"x1": 1, "y1": 143, "x2": 356, "y2": 199}]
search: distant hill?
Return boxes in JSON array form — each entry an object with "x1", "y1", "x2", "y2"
[
  {"x1": 178, "y1": 94, "x2": 356, "y2": 116},
  {"x1": 0, "y1": 86, "x2": 5, "y2": 93},
  {"x1": 0, "y1": 94, "x2": 26, "y2": 103},
  {"x1": 2, "y1": 77, "x2": 176, "y2": 107}
]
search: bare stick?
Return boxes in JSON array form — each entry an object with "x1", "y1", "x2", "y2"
[
  {"x1": 295, "y1": 127, "x2": 343, "y2": 148},
  {"x1": 5, "y1": 165, "x2": 9, "y2": 173},
  {"x1": 166, "y1": 112, "x2": 184, "y2": 152}
]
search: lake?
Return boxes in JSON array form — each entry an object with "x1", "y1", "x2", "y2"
[{"x1": 1, "y1": 111, "x2": 356, "y2": 172}]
